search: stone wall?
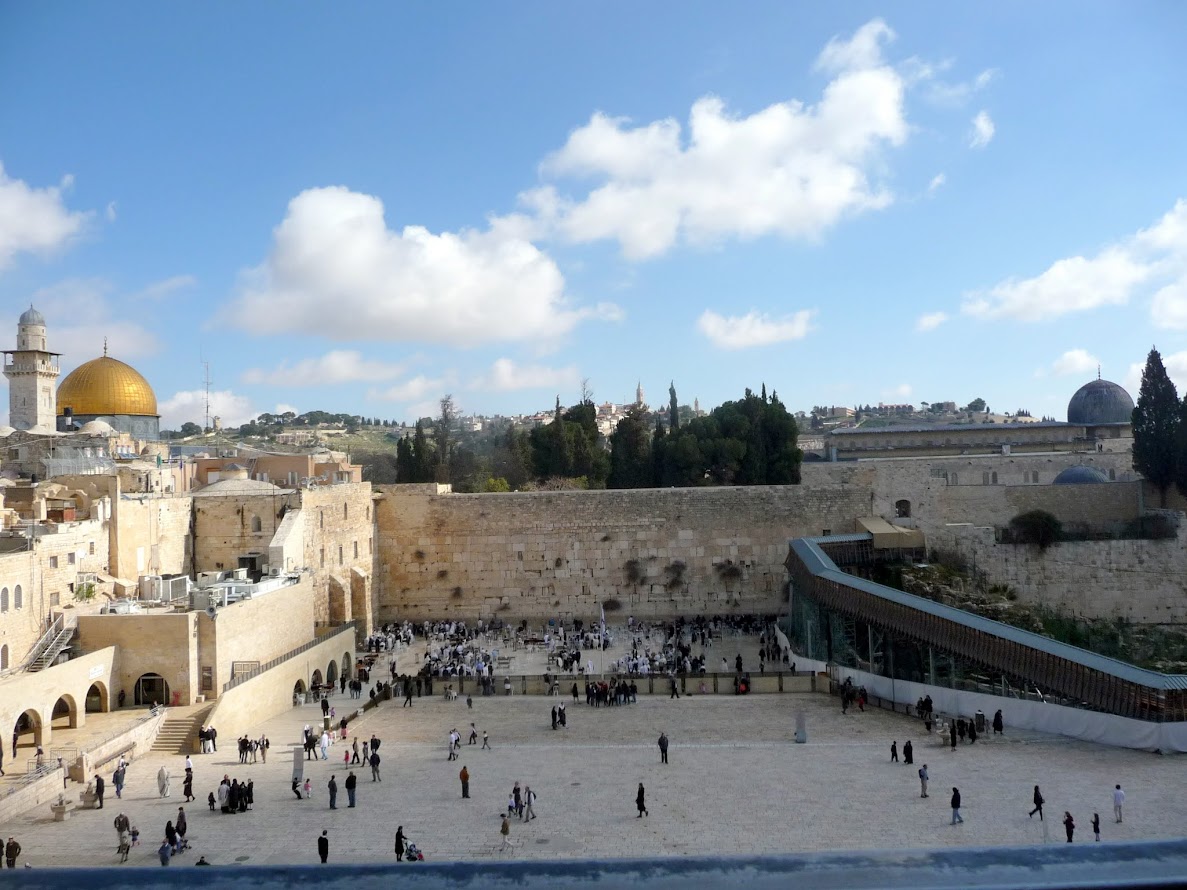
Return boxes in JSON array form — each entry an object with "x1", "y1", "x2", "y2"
[
  {"x1": 373, "y1": 451, "x2": 1149, "y2": 624},
  {"x1": 298, "y1": 484, "x2": 375, "y2": 634},
  {"x1": 198, "y1": 576, "x2": 317, "y2": 695},
  {"x1": 374, "y1": 483, "x2": 873, "y2": 622},
  {"x1": 77, "y1": 612, "x2": 197, "y2": 706},
  {"x1": 931, "y1": 523, "x2": 1187, "y2": 624},
  {"x1": 203, "y1": 625, "x2": 356, "y2": 746},
  {"x1": 110, "y1": 492, "x2": 192, "y2": 579},
  {"x1": 0, "y1": 518, "x2": 110, "y2": 667}
]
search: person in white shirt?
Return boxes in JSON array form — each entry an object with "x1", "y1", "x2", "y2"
[{"x1": 1113, "y1": 784, "x2": 1125, "y2": 823}]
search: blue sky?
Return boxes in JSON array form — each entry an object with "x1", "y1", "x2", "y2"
[{"x1": 3, "y1": 3, "x2": 1187, "y2": 429}]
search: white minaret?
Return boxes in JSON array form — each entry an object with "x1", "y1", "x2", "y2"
[{"x1": 4, "y1": 306, "x2": 60, "y2": 431}]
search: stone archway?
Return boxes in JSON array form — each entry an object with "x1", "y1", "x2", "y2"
[
  {"x1": 311, "y1": 669, "x2": 324, "y2": 691},
  {"x1": 51, "y1": 694, "x2": 79, "y2": 730},
  {"x1": 293, "y1": 678, "x2": 307, "y2": 706},
  {"x1": 13, "y1": 708, "x2": 43, "y2": 754},
  {"x1": 326, "y1": 660, "x2": 339, "y2": 688},
  {"x1": 85, "y1": 681, "x2": 109, "y2": 713},
  {"x1": 134, "y1": 672, "x2": 170, "y2": 707},
  {"x1": 342, "y1": 652, "x2": 352, "y2": 683}
]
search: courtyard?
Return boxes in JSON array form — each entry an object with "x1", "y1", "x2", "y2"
[{"x1": 1, "y1": 670, "x2": 1182, "y2": 868}]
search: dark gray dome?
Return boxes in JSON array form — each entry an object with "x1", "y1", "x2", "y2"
[
  {"x1": 1067, "y1": 378, "x2": 1133, "y2": 425},
  {"x1": 19, "y1": 305, "x2": 45, "y2": 326},
  {"x1": 1053, "y1": 466, "x2": 1110, "y2": 485}
]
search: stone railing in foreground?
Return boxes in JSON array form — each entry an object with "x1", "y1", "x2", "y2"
[
  {"x1": 0, "y1": 766, "x2": 65, "y2": 825},
  {"x1": 786, "y1": 533, "x2": 1187, "y2": 751},
  {"x1": 206, "y1": 623, "x2": 357, "y2": 744}
]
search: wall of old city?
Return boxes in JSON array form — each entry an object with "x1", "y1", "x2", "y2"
[
  {"x1": 373, "y1": 483, "x2": 873, "y2": 622},
  {"x1": 374, "y1": 450, "x2": 1146, "y2": 623},
  {"x1": 930, "y1": 523, "x2": 1187, "y2": 624},
  {"x1": 298, "y1": 483, "x2": 375, "y2": 634},
  {"x1": 192, "y1": 489, "x2": 300, "y2": 576}
]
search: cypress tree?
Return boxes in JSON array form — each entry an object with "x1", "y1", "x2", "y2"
[{"x1": 1132, "y1": 347, "x2": 1179, "y2": 507}]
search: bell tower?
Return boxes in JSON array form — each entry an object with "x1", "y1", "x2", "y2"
[{"x1": 3, "y1": 306, "x2": 60, "y2": 430}]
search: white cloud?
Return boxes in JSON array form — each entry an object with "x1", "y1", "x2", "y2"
[
  {"x1": 471, "y1": 358, "x2": 581, "y2": 392},
  {"x1": 1050, "y1": 349, "x2": 1100, "y2": 377},
  {"x1": 815, "y1": 19, "x2": 896, "y2": 74},
  {"x1": 274, "y1": 403, "x2": 299, "y2": 416},
  {"x1": 368, "y1": 375, "x2": 450, "y2": 403},
  {"x1": 915, "y1": 311, "x2": 948, "y2": 331},
  {"x1": 159, "y1": 389, "x2": 255, "y2": 430},
  {"x1": 228, "y1": 186, "x2": 619, "y2": 346},
  {"x1": 927, "y1": 173, "x2": 946, "y2": 194},
  {"x1": 132, "y1": 274, "x2": 196, "y2": 300},
  {"x1": 243, "y1": 350, "x2": 407, "y2": 386},
  {"x1": 527, "y1": 19, "x2": 909, "y2": 259},
  {"x1": 924, "y1": 68, "x2": 997, "y2": 106},
  {"x1": 0, "y1": 162, "x2": 89, "y2": 270},
  {"x1": 969, "y1": 110, "x2": 995, "y2": 148},
  {"x1": 105, "y1": 201, "x2": 117, "y2": 222},
  {"x1": 883, "y1": 383, "x2": 912, "y2": 399},
  {"x1": 697, "y1": 309, "x2": 815, "y2": 349},
  {"x1": 964, "y1": 200, "x2": 1187, "y2": 323},
  {"x1": 22, "y1": 278, "x2": 161, "y2": 363}
]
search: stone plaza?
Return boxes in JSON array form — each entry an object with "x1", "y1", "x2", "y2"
[{"x1": 1, "y1": 632, "x2": 1183, "y2": 868}]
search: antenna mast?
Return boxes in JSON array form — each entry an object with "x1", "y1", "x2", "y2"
[{"x1": 203, "y1": 360, "x2": 212, "y2": 433}]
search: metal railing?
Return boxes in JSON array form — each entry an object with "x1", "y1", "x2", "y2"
[
  {"x1": 16, "y1": 614, "x2": 65, "y2": 672},
  {"x1": 223, "y1": 622, "x2": 356, "y2": 692}
]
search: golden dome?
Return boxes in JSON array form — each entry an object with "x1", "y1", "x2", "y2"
[{"x1": 57, "y1": 356, "x2": 158, "y2": 417}]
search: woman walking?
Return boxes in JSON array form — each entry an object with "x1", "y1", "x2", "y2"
[
  {"x1": 1063, "y1": 811, "x2": 1075, "y2": 843},
  {"x1": 183, "y1": 769, "x2": 194, "y2": 802},
  {"x1": 636, "y1": 783, "x2": 648, "y2": 818},
  {"x1": 394, "y1": 826, "x2": 406, "y2": 861},
  {"x1": 1029, "y1": 785, "x2": 1044, "y2": 820}
]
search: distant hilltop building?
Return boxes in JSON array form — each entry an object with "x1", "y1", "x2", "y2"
[{"x1": 826, "y1": 377, "x2": 1133, "y2": 461}]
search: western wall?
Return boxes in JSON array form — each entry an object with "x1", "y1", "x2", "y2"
[{"x1": 372, "y1": 448, "x2": 1144, "y2": 623}]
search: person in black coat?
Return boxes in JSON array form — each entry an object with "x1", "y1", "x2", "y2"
[
  {"x1": 903, "y1": 740, "x2": 914, "y2": 765},
  {"x1": 394, "y1": 826, "x2": 406, "y2": 861},
  {"x1": 317, "y1": 830, "x2": 329, "y2": 863},
  {"x1": 1029, "y1": 786, "x2": 1045, "y2": 820},
  {"x1": 636, "y1": 783, "x2": 648, "y2": 817},
  {"x1": 1063, "y1": 811, "x2": 1075, "y2": 843},
  {"x1": 950, "y1": 787, "x2": 963, "y2": 824},
  {"x1": 94, "y1": 774, "x2": 106, "y2": 809}
]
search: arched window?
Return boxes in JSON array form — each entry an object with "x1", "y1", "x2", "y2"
[
  {"x1": 251, "y1": 515, "x2": 262, "y2": 533},
  {"x1": 13, "y1": 584, "x2": 21, "y2": 609},
  {"x1": 894, "y1": 499, "x2": 911, "y2": 519},
  {"x1": 991, "y1": 471, "x2": 998, "y2": 484},
  {"x1": 0, "y1": 644, "x2": 7, "y2": 670},
  {"x1": 0, "y1": 587, "x2": 8, "y2": 612},
  {"x1": 343, "y1": 502, "x2": 348, "y2": 519}
]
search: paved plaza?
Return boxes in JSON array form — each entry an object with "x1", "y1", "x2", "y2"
[{"x1": 2, "y1": 662, "x2": 1185, "y2": 868}]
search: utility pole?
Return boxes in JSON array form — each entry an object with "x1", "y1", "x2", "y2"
[{"x1": 203, "y1": 361, "x2": 212, "y2": 433}]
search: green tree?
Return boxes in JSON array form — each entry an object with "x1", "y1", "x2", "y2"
[
  {"x1": 434, "y1": 395, "x2": 456, "y2": 483},
  {"x1": 668, "y1": 381, "x2": 679, "y2": 435},
  {"x1": 1176, "y1": 394, "x2": 1187, "y2": 499},
  {"x1": 411, "y1": 420, "x2": 435, "y2": 483},
  {"x1": 608, "y1": 405, "x2": 653, "y2": 489},
  {"x1": 179, "y1": 421, "x2": 202, "y2": 437},
  {"x1": 964, "y1": 397, "x2": 986, "y2": 413},
  {"x1": 1132, "y1": 347, "x2": 1180, "y2": 506}
]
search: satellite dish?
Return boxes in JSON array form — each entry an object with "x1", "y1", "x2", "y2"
[{"x1": 205, "y1": 604, "x2": 217, "y2": 620}]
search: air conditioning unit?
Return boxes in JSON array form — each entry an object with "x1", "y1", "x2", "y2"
[
  {"x1": 231, "y1": 568, "x2": 248, "y2": 581},
  {"x1": 269, "y1": 566, "x2": 282, "y2": 577}
]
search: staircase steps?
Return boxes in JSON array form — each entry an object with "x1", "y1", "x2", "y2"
[
  {"x1": 151, "y1": 704, "x2": 215, "y2": 755},
  {"x1": 27, "y1": 626, "x2": 77, "y2": 672}
]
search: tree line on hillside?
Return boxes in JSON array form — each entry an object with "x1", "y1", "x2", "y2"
[
  {"x1": 360, "y1": 385, "x2": 802, "y2": 492},
  {"x1": 1131, "y1": 347, "x2": 1187, "y2": 507}
]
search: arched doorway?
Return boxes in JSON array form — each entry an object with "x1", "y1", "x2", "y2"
[
  {"x1": 51, "y1": 694, "x2": 79, "y2": 730},
  {"x1": 310, "y1": 669, "x2": 323, "y2": 692},
  {"x1": 85, "y1": 682, "x2": 109, "y2": 713},
  {"x1": 895, "y1": 499, "x2": 911, "y2": 518},
  {"x1": 13, "y1": 709, "x2": 43, "y2": 754},
  {"x1": 326, "y1": 660, "x2": 338, "y2": 688},
  {"x1": 293, "y1": 679, "x2": 307, "y2": 706},
  {"x1": 134, "y1": 673, "x2": 169, "y2": 707},
  {"x1": 0, "y1": 643, "x2": 8, "y2": 670},
  {"x1": 342, "y1": 652, "x2": 352, "y2": 682}
]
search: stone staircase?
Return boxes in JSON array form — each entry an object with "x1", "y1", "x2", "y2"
[{"x1": 151, "y1": 703, "x2": 216, "y2": 755}]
